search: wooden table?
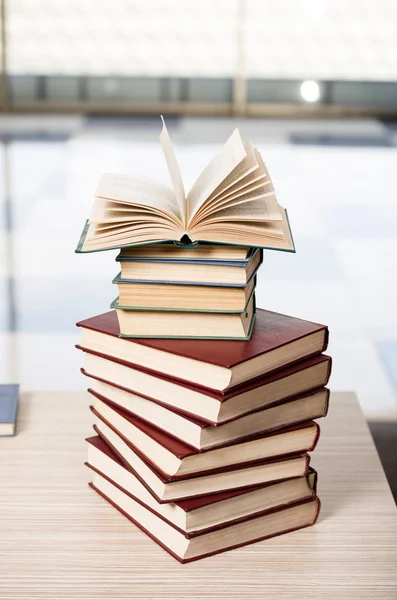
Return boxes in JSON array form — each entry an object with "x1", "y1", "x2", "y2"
[{"x1": 1, "y1": 391, "x2": 396, "y2": 599}]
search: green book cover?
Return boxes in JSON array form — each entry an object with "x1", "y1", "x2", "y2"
[{"x1": 110, "y1": 284, "x2": 255, "y2": 314}]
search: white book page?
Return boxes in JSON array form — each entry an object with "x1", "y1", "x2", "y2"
[
  {"x1": 187, "y1": 128, "x2": 247, "y2": 224},
  {"x1": 159, "y1": 117, "x2": 186, "y2": 224},
  {"x1": 96, "y1": 173, "x2": 181, "y2": 222}
]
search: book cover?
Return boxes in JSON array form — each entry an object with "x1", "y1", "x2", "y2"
[
  {"x1": 90, "y1": 478, "x2": 319, "y2": 563},
  {"x1": 0, "y1": 384, "x2": 19, "y2": 436},
  {"x1": 76, "y1": 308, "x2": 329, "y2": 371},
  {"x1": 92, "y1": 422, "x2": 310, "y2": 501},
  {"x1": 116, "y1": 247, "x2": 257, "y2": 266},
  {"x1": 86, "y1": 435, "x2": 318, "y2": 535},
  {"x1": 90, "y1": 397, "x2": 319, "y2": 479},
  {"x1": 113, "y1": 264, "x2": 260, "y2": 288},
  {"x1": 81, "y1": 353, "x2": 331, "y2": 406},
  {"x1": 110, "y1": 283, "x2": 255, "y2": 314}
]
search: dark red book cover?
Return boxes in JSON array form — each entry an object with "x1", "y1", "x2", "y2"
[
  {"x1": 89, "y1": 480, "x2": 321, "y2": 563},
  {"x1": 90, "y1": 395, "x2": 317, "y2": 480},
  {"x1": 86, "y1": 436, "x2": 317, "y2": 532},
  {"x1": 76, "y1": 309, "x2": 328, "y2": 371},
  {"x1": 87, "y1": 435, "x2": 317, "y2": 538},
  {"x1": 88, "y1": 385, "x2": 329, "y2": 450},
  {"x1": 91, "y1": 422, "x2": 310, "y2": 502},
  {"x1": 79, "y1": 349, "x2": 331, "y2": 411}
]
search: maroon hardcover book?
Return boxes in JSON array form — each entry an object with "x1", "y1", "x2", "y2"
[
  {"x1": 80, "y1": 353, "x2": 332, "y2": 425},
  {"x1": 88, "y1": 384, "x2": 329, "y2": 451},
  {"x1": 76, "y1": 309, "x2": 329, "y2": 391},
  {"x1": 89, "y1": 479, "x2": 321, "y2": 563},
  {"x1": 92, "y1": 422, "x2": 310, "y2": 503},
  {"x1": 86, "y1": 435, "x2": 317, "y2": 536},
  {"x1": 90, "y1": 394, "x2": 319, "y2": 479}
]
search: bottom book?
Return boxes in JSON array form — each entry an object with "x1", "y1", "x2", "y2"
[{"x1": 90, "y1": 471, "x2": 320, "y2": 563}]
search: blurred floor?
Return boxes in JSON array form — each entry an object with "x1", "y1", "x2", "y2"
[{"x1": 0, "y1": 114, "x2": 397, "y2": 419}]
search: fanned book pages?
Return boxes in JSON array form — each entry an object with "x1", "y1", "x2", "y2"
[{"x1": 76, "y1": 118, "x2": 294, "y2": 253}]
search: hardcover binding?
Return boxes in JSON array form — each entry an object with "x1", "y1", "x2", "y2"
[
  {"x1": 78, "y1": 354, "x2": 332, "y2": 425},
  {"x1": 115, "y1": 247, "x2": 258, "y2": 266},
  {"x1": 76, "y1": 308, "x2": 329, "y2": 370},
  {"x1": 110, "y1": 284, "x2": 256, "y2": 314},
  {"x1": 87, "y1": 385, "x2": 328, "y2": 451},
  {"x1": 77, "y1": 344, "x2": 331, "y2": 401},
  {"x1": 91, "y1": 404, "x2": 313, "y2": 481},
  {"x1": 86, "y1": 460, "x2": 317, "y2": 537},
  {"x1": 92, "y1": 423, "x2": 311, "y2": 502},
  {"x1": 89, "y1": 483, "x2": 319, "y2": 563}
]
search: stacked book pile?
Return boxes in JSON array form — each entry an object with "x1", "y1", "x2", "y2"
[
  {"x1": 77, "y1": 297, "x2": 330, "y2": 562},
  {"x1": 76, "y1": 120, "x2": 331, "y2": 562},
  {"x1": 111, "y1": 243, "x2": 261, "y2": 339}
]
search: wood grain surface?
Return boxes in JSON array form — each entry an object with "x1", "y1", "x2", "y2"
[{"x1": 1, "y1": 391, "x2": 396, "y2": 599}]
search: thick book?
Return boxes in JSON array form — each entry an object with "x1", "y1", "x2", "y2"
[
  {"x1": 87, "y1": 380, "x2": 329, "y2": 450},
  {"x1": 113, "y1": 274, "x2": 256, "y2": 312},
  {"x1": 75, "y1": 118, "x2": 294, "y2": 253},
  {"x1": 110, "y1": 293, "x2": 256, "y2": 339},
  {"x1": 115, "y1": 247, "x2": 262, "y2": 285},
  {"x1": 111, "y1": 243, "x2": 251, "y2": 261},
  {"x1": 0, "y1": 384, "x2": 19, "y2": 436},
  {"x1": 90, "y1": 393, "x2": 320, "y2": 479},
  {"x1": 80, "y1": 352, "x2": 331, "y2": 425},
  {"x1": 92, "y1": 418, "x2": 310, "y2": 502},
  {"x1": 90, "y1": 473, "x2": 320, "y2": 563},
  {"x1": 76, "y1": 308, "x2": 329, "y2": 392},
  {"x1": 86, "y1": 434, "x2": 318, "y2": 535}
]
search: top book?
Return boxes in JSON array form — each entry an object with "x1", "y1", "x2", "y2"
[{"x1": 76, "y1": 118, "x2": 294, "y2": 253}]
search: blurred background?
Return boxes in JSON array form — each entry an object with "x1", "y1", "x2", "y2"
[{"x1": 1, "y1": 0, "x2": 397, "y2": 469}]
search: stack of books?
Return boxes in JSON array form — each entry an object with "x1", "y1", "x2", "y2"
[
  {"x1": 77, "y1": 307, "x2": 330, "y2": 562},
  {"x1": 76, "y1": 119, "x2": 331, "y2": 562},
  {"x1": 111, "y1": 244, "x2": 261, "y2": 339}
]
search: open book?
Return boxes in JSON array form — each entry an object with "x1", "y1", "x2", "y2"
[{"x1": 76, "y1": 118, "x2": 294, "y2": 253}]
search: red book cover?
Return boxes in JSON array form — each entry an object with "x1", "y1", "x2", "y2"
[
  {"x1": 86, "y1": 435, "x2": 318, "y2": 536},
  {"x1": 90, "y1": 479, "x2": 321, "y2": 563},
  {"x1": 90, "y1": 395, "x2": 318, "y2": 479},
  {"x1": 79, "y1": 353, "x2": 332, "y2": 425},
  {"x1": 76, "y1": 309, "x2": 329, "y2": 388},
  {"x1": 91, "y1": 422, "x2": 310, "y2": 502},
  {"x1": 88, "y1": 385, "x2": 329, "y2": 450}
]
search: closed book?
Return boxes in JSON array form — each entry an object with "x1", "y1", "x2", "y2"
[
  {"x1": 80, "y1": 353, "x2": 331, "y2": 425},
  {"x1": 113, "y1": 242, "x2": 251, "y2": 261},
  {"x1": 90, "y1": 393, "x2": 320, "y2": 479},
  {"x1": 116, "y1": 247, "x2": 262, "y2": 285},
  {"x1": 92, "y1": 419, "x2": 310, "y2": 502},
  {"x1": 112, "y1": 273, "x2": 256, "y2": 312},
  {"x1": 76, "y1": 308, "x2": 329, "y2": 391},
  {"x1": 86, "y1": 380, "x2": 329, "y2": 451},
  {"x1": 86, "y1": 435, "x2": 318, "y2": 535},
  {"x1": 111, "y1": 293, "x2": 256, "y2": 339},
  {"x1": 90, "y1": 473, "x2": 320, "y2": 563},
  {"x1": 0, "y1": 384, "x2": 19, "y2": 436}
]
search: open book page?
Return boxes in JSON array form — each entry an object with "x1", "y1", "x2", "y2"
[
  {"x1": 196, "y1": 199, "x2": 283, "y2": 224},
  {"x1": 95, "y1": 173, "x2": 182, "y2": 225},
  {"x1": 90, "y1": 198, "x2": 180, "y2": 227},
  {"x1": 192, "y1": 178, "x2": 272, "y2": 225},
  {"x1": 159, "y1": 117, "x2": 186, "y2": 224},
  {"x1": 205, "y1": 141, "x2": 259, "y2": 203},
  {"x1": 188, "y1": 207, "x2": 294, "y2": 249},
  {"x1": 186, "y1": 129, "x2": 247, "y2": 224}
]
